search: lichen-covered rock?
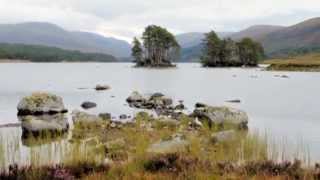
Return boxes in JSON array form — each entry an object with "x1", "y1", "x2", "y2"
[
  {"x1": 17, "y1": 92, "x2": 67, "y2": 116},
  {"x1": 192, "y1": 104, "x2": 248, "y2": 129},
  {"x1": 19, "y1": 114, "x2": 69, "y2": 137}
]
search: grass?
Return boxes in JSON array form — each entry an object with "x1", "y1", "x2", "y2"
[
  {"x1": 263, "y1": 53, "x2": 320, "y2": 71},
  {"x1": 0, "y1": 112, "x2": 317, "y2": 179}
]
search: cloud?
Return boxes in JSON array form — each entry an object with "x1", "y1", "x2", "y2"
[{"x1": 0, "y1": 0, "x2": 319, "y2": 41}]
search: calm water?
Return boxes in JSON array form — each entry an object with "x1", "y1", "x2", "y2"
[{"x1": 0, "y1": 63, "x2": 319, "y2": 163}]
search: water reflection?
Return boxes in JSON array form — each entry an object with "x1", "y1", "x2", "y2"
[{"x1": 18, "y1": 114, "x2": 69, "y2": 146}]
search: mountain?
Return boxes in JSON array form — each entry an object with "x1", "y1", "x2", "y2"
[
  {"x1": 176, "y1": 32, "x2": 233, "y2": 48},
  {"x1": 229, "y1": 25, "x2": 285, "y2": 40},
  {"x1": 180, "y1": 17, "x2": 320, "y2": 61},
  {"x1": 259, "y1": 17, "x2": 320, "y2": 56},
  {"x1": 0, "y1": 22, "x2": 131, "y2": 57}
]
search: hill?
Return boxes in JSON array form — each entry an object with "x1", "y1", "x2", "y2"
[
  {"x1": 0, "y1": 22, "x2": 131, "y2": 57},
  {"x1": 0, "y1": 43, "x2": 117, "y2": 62},
  {"x1": 229, "y1": 25, "x2": 285, "y2": 40},
  {"x1": 259, "y1": 17, "x2": 320, "y2": 56},
  {"x1": 176, "y1": 32, "x2": 233, "y2": 48}
]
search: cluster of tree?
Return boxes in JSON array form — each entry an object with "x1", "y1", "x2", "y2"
[
  {"x1": 132, "y1": 25, "x2": 180, "y2": 67},
  {"x1": 201, "y1": 31, "x2": 265, "y2": 67},
  {"x1": 0, "y1": 43, "x2": 117, "y2": 62}
]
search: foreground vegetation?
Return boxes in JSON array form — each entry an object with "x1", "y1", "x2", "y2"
[
  {"x1": 264, "y1": 53, "x2": 320, "y2": 71},
  {"x1": 0, "y1": 112, "x2": 318, "y2": 179},
  {"x1": 0, "y1": 43, "x2": 118, "y2": 62}
]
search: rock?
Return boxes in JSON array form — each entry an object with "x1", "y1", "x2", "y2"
[
  {"x1": 95, "y1": 84, "x2": 111, "y2": 91},
  {"x1": 175, "y1": 103, "x2": 185, "y2": 110},
  {"x1": 150, "y1": 92, "x2": 165, "y2": 100},
  {"x1": 126, "y1": 91, "x2": 145, "y2": 103},
  {"x1": 19, "y1": 114, "x2": 69, "y2": 137},
  {"x1": 192, "y1": 105, "x2": 248, "y2": 129},
  {"x1": 211, "y1": 130, "x2": 236, "y2": 143},
  {"x1": 147, "y1": 136, "x2": 189, "y2": 154},
  {"x1": 99, "y1": 113, "x2": 111, "y2": 120},
  {"x1": 17, "y1": 92, "x2": 67, "y2": 116},
  {"x1": 119, "y1": 114, "x2": 128, "y2": 119},
  {"x1": 195, "y1": 103, "x2": 207, "y2": 108},
  {"x1": 72, "y1": 110, "x2": 102, "y2": 124},
  {"x1": 226, "y1": 99, "x2": 241, "y2": 103},
  {"x1": 81, "y1": 101, "x2": 97, "y2": 109},
  {"x1": 161, "y1": 97, "x2": 173, "y2": 106},
  {"x1": 281, "y1": 75, "x2": 289, "y2": 78}
]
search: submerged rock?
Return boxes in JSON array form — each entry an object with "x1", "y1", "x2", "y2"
[
  {"x1": 192, "y1": 104, "x2": 248, "y2": 129},
  {"x1": 17, "y1": 92, "x2": 67, "y2": 116},
  {"x1": 19, "y1": 114, "x2": 69, "y2": 138},
  {"x1": 95, "y1": 84, "x2": 111, "y2": 91},
  {"x1": 81, "y1": 101, "x2": 97, "y2": 109},
  {"x1": 226, "y1": 99, "x2": 241, "y2": 103}
]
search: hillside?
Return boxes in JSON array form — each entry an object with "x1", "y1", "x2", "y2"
[
  {"x1": 0, "y1": 43, "x2": 117, "y2": 62},
  {"x1": 260, "y1": 17, "x2": 320, "y2": 56},
  {"x1": 176, "y1": 32, "x2": 233, "y2": 48},
  {"x1": 0, "y1": 22, "x2": 131, "y2": 57},
  {"x1": 229, "y1": 25, "x2": 285, "y2": 40},
  {"x1": 180, "y1": 17, "x2": 320, "y2": 61}
]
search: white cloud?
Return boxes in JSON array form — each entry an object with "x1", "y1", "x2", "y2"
[{"x1": 0, "y1": 0, "x2": 319, "y2": 41}]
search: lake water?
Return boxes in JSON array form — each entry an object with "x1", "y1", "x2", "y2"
[{"x1": 0, "y1": 63, "x2": 319, "y2": 164}]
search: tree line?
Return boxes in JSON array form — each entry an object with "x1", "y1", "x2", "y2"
[
  {"x1": 132, "y1": 26, "x2": 265, "y2": 67},
  {"x1": 0, "y1": 43, "x2": 117, "y2": 62}
]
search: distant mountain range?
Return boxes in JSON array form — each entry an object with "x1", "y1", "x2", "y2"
[
  {"x1": 0, "y1": 22, "x2": 131, "y2": 57},
  {"x1": 178, "y1": 17, "x2": 320, "y2": 61},
  {"x1": 0, "y1": 18, "x2": 320, "y2": 62}
]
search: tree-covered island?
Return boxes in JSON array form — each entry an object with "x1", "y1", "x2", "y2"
[
  {"x1": 132, "y1": 25, "x2": 180, "y2": 67},
  {"x1": 200, "y1": 31, "x2": 265, "y2": 67}
]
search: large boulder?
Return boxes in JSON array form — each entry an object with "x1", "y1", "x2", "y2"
[
  {"x1": 192, "y1": 104, "x2": 248, "y2": 129},
  {"x1": 19, "y1": 114, "x2": 69, "y2": 137},
  {"x1": 17, "y1": 92, "x2": 67, "y2": 116}
]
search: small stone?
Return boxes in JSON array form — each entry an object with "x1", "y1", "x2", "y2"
[
  {"x1": 81, "y1": 102, "x2": 97, "y2": 109},
  {"x1": 119, "y1": 114, "x2": 128, "y2": 119},
  {"x1": 95, "y1": 84, "x2": 111, "y2": 91}
]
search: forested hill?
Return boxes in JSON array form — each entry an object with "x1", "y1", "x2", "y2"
[{"x1": 0, "y1": 43, "x2": 118, "y2": 62}]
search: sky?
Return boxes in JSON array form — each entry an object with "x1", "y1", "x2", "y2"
[{"x1": 0, "y1": 0, "x2": 320, "y2": 42}]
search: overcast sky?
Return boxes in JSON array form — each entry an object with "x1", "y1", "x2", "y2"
[{"x1": 0, "y1": 0, "x2": 320, "y2": 41}]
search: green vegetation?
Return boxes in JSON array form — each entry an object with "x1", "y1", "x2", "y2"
[
  {"x1": 132, "y1": 25, "x2": 180, "y2": 67},
  {"x1": 201, "y1": 31, "x2": 264, "y2": 67},
  {"x1": 264, "y1": 53, "x2": 320, "y2": 71},
  {"x1": 0, "y1": 112, "x2": 316, "y2": 179},
  {"x1": 0, "y1": 43, "x2": 118, "y2": 62}
]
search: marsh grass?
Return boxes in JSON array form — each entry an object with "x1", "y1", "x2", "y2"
[{"x1": 0, "y1": 113, "x2": 315, "y2": 179}]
